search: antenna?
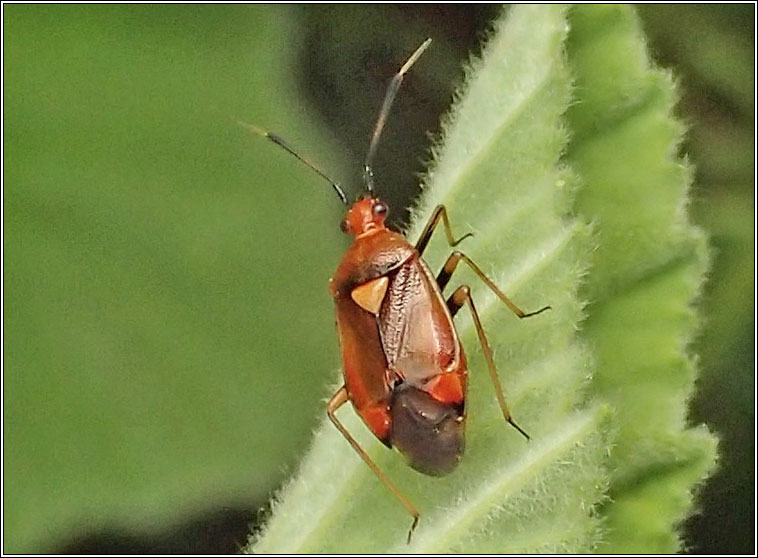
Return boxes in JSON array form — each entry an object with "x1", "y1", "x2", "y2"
[
  {"x1": 239, "y1": 120, "x2": 348, "y2": 205},
  {"x1": 363, "y1": 38, "x2": 432, "y2": 193}
]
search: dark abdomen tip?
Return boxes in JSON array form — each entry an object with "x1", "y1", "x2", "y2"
[{"x1": 389, "y1": 384, "x2": 465, "y2": 477}]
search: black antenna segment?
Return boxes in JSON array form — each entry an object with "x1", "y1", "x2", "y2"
[{"x1": 239, "y1": 120, "x2": 348, "y2": 205}]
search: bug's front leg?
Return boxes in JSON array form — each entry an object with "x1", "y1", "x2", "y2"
[{"x1": 414, "y1": 205, "x2": 473, "y2": 256}]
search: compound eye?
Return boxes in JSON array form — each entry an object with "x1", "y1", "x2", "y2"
[
  {"x1": 372, "y1": 201, "x2": 388, "y2": 218},
  {"x1": 340, "y1": 219, "x2": 350, "y2": 234}
]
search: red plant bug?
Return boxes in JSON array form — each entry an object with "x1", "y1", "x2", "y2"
[{"x1": 241, "y1": 38, "x2": 550, "y2": 543}]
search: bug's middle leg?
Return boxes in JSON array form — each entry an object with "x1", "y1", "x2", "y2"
[{"x1": 436, "y1": 251, "x2": 550, "y2": 318}]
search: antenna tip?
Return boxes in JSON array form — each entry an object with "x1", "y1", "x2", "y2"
[
  {"x1": 237, "y1": 119, "x2": 268, "y2": 138},
  {"x1": 416, "y1": 38, "x2": 432, "y2": 57}
]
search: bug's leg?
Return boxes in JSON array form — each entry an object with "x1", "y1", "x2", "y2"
[
  {"x1": 415, "y1": 204, "x2": 473, "y2": 256},
  {"x1": 445, "y1": 286, "x2": 530, "y2": 440},
  {"x1": 327, "y1": 386, "x2": 420, "y2": 542},
  {"x1": 364, "y1": 38, "x2": 431, "y2": 193},
  {"x1": 436, "y1": 251, "x2": 550, "y2": 318},
  {"x1": 418, "y1": 208, "x2": 548, "y2": 315}
]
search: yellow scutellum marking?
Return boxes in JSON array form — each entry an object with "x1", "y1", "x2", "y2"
[{"x1": 351, "y1": 277, "x2": 389, "y2": 315}]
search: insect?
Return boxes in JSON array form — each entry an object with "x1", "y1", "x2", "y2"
[{"x1": 242, "y1": 38, "x2": 549, "y2": 541}]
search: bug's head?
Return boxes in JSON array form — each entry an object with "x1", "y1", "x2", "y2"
[{"x1": 340, "y1": 195, "x2": 389, "y2": 237}]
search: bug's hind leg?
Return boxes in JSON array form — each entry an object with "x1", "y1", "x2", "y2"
[
  {"x1": 327, "y1": 386, "x2": 420, "y2": 542},
  {"x1": 444, "y1": 285, "x2": 530, "y2": 440}
]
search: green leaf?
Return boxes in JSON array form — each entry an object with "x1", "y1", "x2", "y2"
[
  {"x1": 4, "y1": 4, "x2": 717, "y2": 554},
  {"x1": 249, "y1": 5, "x2": 608, "y2": 553},
  {"x1": 564, "y1": 5, "x2": 717, "y2": 552},
  {"x1": 249, "y1": 5, "x2": 717, "y2": 553}
]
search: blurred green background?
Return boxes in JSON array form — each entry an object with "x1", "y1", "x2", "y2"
[{"x1": 3, "y1": 4, "x2": 754, "y2": 554}]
